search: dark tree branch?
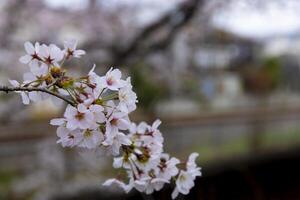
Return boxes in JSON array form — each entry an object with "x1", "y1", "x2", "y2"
[
  {"x1": 0, "y1": 86, "x2": 75, "y2": 106},
  {"x1": 111, "y1": 0, "x2": 203, "y2": 65}
]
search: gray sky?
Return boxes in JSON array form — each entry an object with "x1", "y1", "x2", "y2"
[
  {"x1": 213, "y1": 0, "x2": 300, "y2": 39},
  {"x1": 44, "y1": 0, "x2": 300, "y2": 39}
]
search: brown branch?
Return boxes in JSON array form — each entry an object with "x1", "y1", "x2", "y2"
[
  {"x1": 111, "y1": 0, "x2": 203, "y2": 65},
  {"x1": 81, "y1": 0, "x2": 202, "y2": 66},
  {"x1": 0, "y1": 86, "x2": 76, "y2": 106}
]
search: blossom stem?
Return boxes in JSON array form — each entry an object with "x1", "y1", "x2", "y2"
[
  {"x1": 46, "y1": 78, "x2": 59, "y2": 88},
  {"x1": 23, "y1": 80, "x2": 39, "y2": 87},
  {"x1": 65, "y1": 88, "x2": 77, "y2": 101},
  {"x1": 0, "y1": 85, "x2": 76, "y2": 106},
  {"x1": 102, "y1": 92, "x2": 118, "y2": 101},
  {"x1": 97, "y1": 88, "x2": 105, "y2": 99},
  {"x1": 60, "y1": 56, "x2": 67, "y2": 67}
]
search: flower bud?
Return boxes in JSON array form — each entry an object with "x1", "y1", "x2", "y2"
[
  {"x1": 50, "y1": 66, "x2": 64, "y2": 78},
  {"x1": 57, "y1": 76, "x2": 74, "y2": 88},
  {"x1": 44, "y1": 74, "x2": 53, "y2": 85}
]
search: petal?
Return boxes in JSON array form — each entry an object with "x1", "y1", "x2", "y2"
[
  {"x1": 24, "y1": 42, "x2": 35, "y2": 54},
  {"x1": 188, "y1": 153, "x2": 199, "y2": 162},
  {"x1": 113, "y1": 157, "x2": 123, "y2": 168},
  {"x1": 137, "y1": 122, "x2": 148, "y2": 133},
  {"x1": 39, "y1": 44, "x2": 49, "y2": 58},
  {"x1": 111, "y1": 69, "x2": 122, "y2": 80},
  {"x1": 49, "y1": 44, "x2": 64, "y2": 62},
  {"x1": 29, "y1": 91, "x2": 41, "y2": 102},
  {"x1": 50, "y1": 118, "x2": 65, "y2": 126},
  {"x1": 23, "y1": 72, "x2": 36, "y2": 82},
  {"x1": 21, "y1": 92, "x2": 30, "y2": 105},
  {"x1": 88, "y1": 64, "x2": 96, "y2": 75},
  {"x1": 9, "y1": 80, "x2": 20, "y2": 87},
  {"x1": 64, "y1": 105, "x2": 77, "y2": 118},
  {"x1": 117, "y1": 118, "x2": 130, "y2": 130},
  {"x1": 118, "y1": 133, "x2": 131, "y2": 145},
  {"x1": 19, "y1": 55, "x2": 32, "y2": 64},
  {"x1": 66, "y1": 120, "x2": 77, "y2": 130},
  {"x1": 171, "y1": 188, "x2": 179, "y2": 199},
  {"x1": 90, "y1": 104, "x2": 104, "y2": 112},
  {"x1": 34, "y1": 42, "x2": 40, "y2": 53},
  {"x1": 74, "y1": 50, "x2": 85, "y2": 57},
  {"x1": 187, "y1": 152, "x2": 199, "y2": 170},
  {"x1": 77, "y1": 103, "x2": 87, "y2": 113},
  {"x1": 30, "y1": 63, "x2": 48, "y2": 76},
  {"x1": 57, "y1": 126, "x2": 69, "y2": 138},
  {"x1": 169, "y1": 157, "x2": 180, "y2": 165},
  {"x1": 152, "y1": 119, "x2": 162, "y2": 130}
]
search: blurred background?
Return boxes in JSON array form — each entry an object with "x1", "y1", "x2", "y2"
[{"x1": 1, "y1": 0, "x2": 300, "y2": 199}]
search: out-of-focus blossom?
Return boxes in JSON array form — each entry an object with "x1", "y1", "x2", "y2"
[
  {"x1": 9, "y1": 80, "x2": 30, "y2": 104},
  {"x1": 19, "y1": 42, "x2": 41, "y2": 65},
  {"x1": 64, "y1": 39, "x2": 86, "y2": 58},
  {"x1": 171, "y1": 153, "x2": 201, "y2": 199},
  {"x1": 39, "y1": 44, "x2": 64, "y2": 65}
]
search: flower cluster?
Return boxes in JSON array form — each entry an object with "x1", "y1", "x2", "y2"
[{"x1": 10, "y1": 40, "x2": 201, "y2": 199}]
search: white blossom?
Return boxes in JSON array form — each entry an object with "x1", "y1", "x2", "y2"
[
  {"x1": 158, "y1": 154, "x2": 180, "y2": 180},
  {"x1": 64, "y1": 104, "x2": 94, "y2": 130},
  {"x1": 56, "y1": 126, "x2": 82, "y2": 147},
  {"x1": 172, "y1": 170, "x2": 195, "y2": 199},
  {"x1": 99, "y1": 68, "x2": 125, "y2": 91},
  {"x1": 12, "y1": 40, "x2": 202, "y2": 200},
  {"x1": 187, "y1": 153, "x2": 202, "y2": 177},
  {"x1": 39, "y1": 44, "x2": 64, "y2": 65},
  {"x1": 78, "y1": 129, "x2": 103, "y2": 149},
  {"x1": 104, "y1": 111, "x2": 130, "y2": 145},
  {"x1": 103, "y1": 132, "x2": 131, "y2": 155},
  {"x1": 103, "y1": 179, "x2": 132, "y2": 193},
  {"x1": 89, "y1": 104, "x2": 106, "y2": 124},
  {"x1": 19, "y1": 41, "x2": 41, "y2": 65},
  {"x1": 144, "y1": 178, "x2": 169, "y2": 194},
  {"x1": 64, "y1": 39, "x2": 86, "y2": 58},
  {"x1": 171, "y1": 153, "x2": 201, "y2": 199},
  {"x1": 118, "y1": 77, "x2": 137, "y2": 113}
]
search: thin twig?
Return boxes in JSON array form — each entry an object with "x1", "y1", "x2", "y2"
[
  {"x1": 0, "y1": 85, "x2": 76, "y2": 106},
  {"x1": 46, "y1": 78, "x2": 59, "y2": 89}
]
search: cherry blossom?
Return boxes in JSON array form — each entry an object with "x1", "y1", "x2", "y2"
[
  {"x1": 103, "y1": 179, "x2": 132, "y2": 193},
  {"x1": 39, "y1": 44, "x2": 64, "y2": 65},
  {"x1": 118, "y1": 77, "x2": 137, "y2": 113},
  {"x1": 9, "y1": 39, "x2": 202, "y2": 199},
  {"x1": 171, "y1": 153, "x2": 202, "y2": 199},
  {"x1": 172, "y1": 170, "x2": 195, "y2": 199},
  {"x1": 19, "y1": 41, "x2": 41, "y2": 65},
  {"x1": 64, "y1": 39, "x2": 86, "y2": 58},
  {"x1": 89, "y1": 104, "x2": 106, "y2": 123},
  {"x1": 64, "y1": 104, "x2": 94, "y2": 130},
  {"x1": 158, "y1": 154, "x2": 180, "y2": 180},
  {"x1": 78, "y1": 129, "x2": 104, "y2": 149},
  {"x1": 99, "y1": 68, "x2": 126, "y2": 91},
  {"x1": 56, "y1": 126, "x2": 83, "y2": 148}
]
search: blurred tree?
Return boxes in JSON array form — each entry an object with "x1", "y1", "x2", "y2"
[
  {"x1": 130, "y1": 64, "x2": 167, "y2": 114},
  {"x1": 242, "y1": 57, "x2": 281, "y2": 96}
]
